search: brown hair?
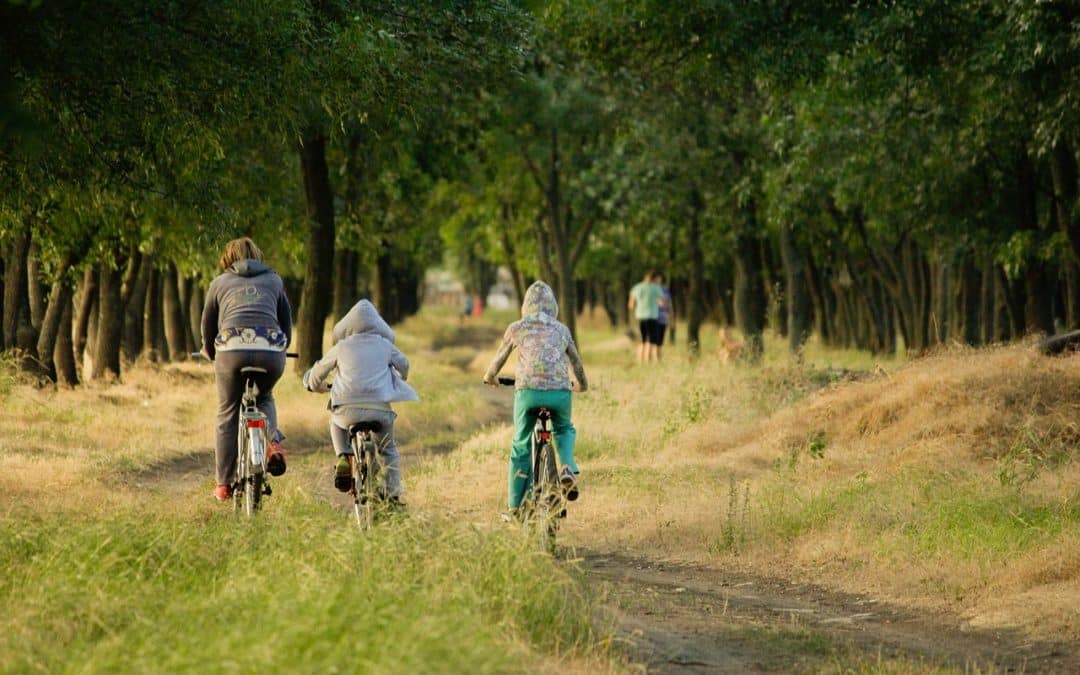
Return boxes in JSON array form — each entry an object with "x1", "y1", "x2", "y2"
[{"x1": 219, "y1": 237, "x2": 264, "y2": 271}]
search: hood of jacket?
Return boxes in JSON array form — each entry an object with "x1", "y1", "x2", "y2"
[
  {"x1": 521, "y1": 281, "x2": 558, "y2": 319},
  {"x1": 228, "y1": 259, "x2": 272, "y2": 278},
  {"x1": 333, "y1": 299, "x2": 395, "y2": 343}
]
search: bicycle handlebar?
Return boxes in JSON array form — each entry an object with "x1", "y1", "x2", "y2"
[
  {"x1": 190, "y1": 352, "x2": 301, "y2": 359},
  {"x1": 486, "y1": 375, "x2": 583, "y2": 392}
]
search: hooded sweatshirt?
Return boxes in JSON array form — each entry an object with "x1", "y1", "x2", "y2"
[
  {"x1": 484, "y1": 281, "x2": 588, "y2": 391},
  {"x1": 303, "y1": 300, "x2": 419, "y2": 407},
  {"x1": 200, "y1": 259, "x2": 292, "y2": 359}
]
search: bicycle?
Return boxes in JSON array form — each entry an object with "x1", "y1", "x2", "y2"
[
  {"x1": 493, "y1": 376, "x2": 568, "y2": 553},
  {"x1": 193, "y1": 351, "x2": 298, "y2": 516}
]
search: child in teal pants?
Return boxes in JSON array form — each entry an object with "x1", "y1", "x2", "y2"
[{"x1": 484, "y1": 281, "x2": 589, "y2": 511}]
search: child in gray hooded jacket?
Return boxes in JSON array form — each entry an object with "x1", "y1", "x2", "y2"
[{"x1": 303, "y1": 300, "x2": 418, "y2": 499}]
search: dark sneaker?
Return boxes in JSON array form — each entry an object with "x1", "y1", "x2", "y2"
[
  {"x1": 560, "y1": 467, "x2": 579, "y2": 501},
  {"x1": 213, "y1": 484, "x2": 232, "y2": 501},
  {"x1": 266, "y1": 441, "x2": 287, "y2": 476},
  {"x1": 334, "y1": 455, "x2": 353, "y2": 493}
]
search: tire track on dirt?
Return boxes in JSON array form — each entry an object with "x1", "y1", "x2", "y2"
[{"x1": 583, "y1": 552, "x2": 1078, "y2": 673}]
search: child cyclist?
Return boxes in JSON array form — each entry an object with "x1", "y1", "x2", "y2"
[
  {"x1": 483, "y1": 281, "x2": 589, "y2": 518},
  {"x1": 302, "y1": 299, "x2": 418, "y2": 503}
]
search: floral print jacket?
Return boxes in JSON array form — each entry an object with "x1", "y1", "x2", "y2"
[{"x1": 484, "y1": 281, "x2": 588, "y2": 392}]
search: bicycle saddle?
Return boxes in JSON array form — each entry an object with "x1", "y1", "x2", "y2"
[
  {"x1": 349, "y1": 421, "x2": 383, "y2": 434},
  {"x1": 240, "y1": 366, "x2": 268, "y2": 374}
]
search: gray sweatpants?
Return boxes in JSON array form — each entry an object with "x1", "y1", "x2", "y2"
[
  {"x1": 330, "y1": 408, "x2": 402, "y2": 497},
  {"x1": 214, "y1": 349, "x2": 286, "y2": 486}
]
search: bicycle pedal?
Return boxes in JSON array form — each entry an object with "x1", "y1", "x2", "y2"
[{"x1": 559, "y1": 509, "x2": 567, "y2": 518}]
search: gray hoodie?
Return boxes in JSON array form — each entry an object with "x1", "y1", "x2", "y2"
[
  {"x1": 200, "y1": 259, "x2": 292, "y2": 359},
  {"x1": 303, "y1": 300, "x2": 419, "y2": 406}
]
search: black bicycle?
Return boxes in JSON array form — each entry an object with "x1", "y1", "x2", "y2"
[{"x1": 494, "y1": 376, "x2": 567, "y2": 553}]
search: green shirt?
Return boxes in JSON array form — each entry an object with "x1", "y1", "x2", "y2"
[{"x1": 630, "y1": 281, "x2": 662, "y2": 320}]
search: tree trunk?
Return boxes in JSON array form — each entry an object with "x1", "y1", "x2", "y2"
[
  {"x1": 1017, "y1": 154, "x2": 1055, "y2": 335},
  {"x1": 1001, "y1": 269, "x2": 1026, "y2": 340},
  {"x1": 687, "y1": 189, "x2": 706, "y2": 353},
  {"x1": 1051, "y1": 141, "x2": 1079, "y2": 261},
  {"x1": 779, "y1": 224, "x2": 811, "y2": 352},
  {"x1": 3, "y1": 229, "x2": 30, "y2": 350},
  {"x1": 74, "y1": 266, "x2": 98, "y2": 368},
  {"x1": 122, "y1": 254, "x2": 152, "y2": 361},
  {"x1": 35, "y1": 255, "x2": 75, "y2": 380},
  {"x1": 296, "y1": 130, "x2": 336, "y2": 370},
  {"x1": 499, "y1": 202, "x2": 526, "y2": 305},
  {"x1": 932, "y1": 257, "x2": 950, "y2": 344},
  {"x1": 188, "y1": 278, "x2": 204, "y2": 353},
  {"x1": 733, "y1": 213, "x2": 766, "y2": 361},
  {"x1": 532, "y1": 207, "x2": 556, "y2": 288},
  {"x1": 961, "y1": 254, "x2": 982, "y2": 345},
  {"x1": 55, "y1": 298, "x2": 78, "y2": 387},
  {"x1": 143, "y1": 267, "x2": 163, "y2": 362},
  {"x1": 332, "y1": 248, "x2": 359, "y2": 322},
  {"x1": 179, "y1": 273, "x2": 197, "y2": 354},
  {"x1": 27, "y1": 239, "x2": 46, "y2": 332},
  {"x1": 90, "y1": 262, "x2": 123, "y2": 380},
  {"x1": 162, "y1": 261, "x2": 188, "y2": 362}
]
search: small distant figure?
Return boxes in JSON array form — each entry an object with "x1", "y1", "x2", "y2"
[
  {"x1": 628, "y1": 271, "x2": 664, "y2": 364},
  {"x1": 717, "y1": 326, "x2": 743, "y2": 363},
  {"x1": 654, "y1": 273, "x2": 674, "y2": 361},
  {"x1": 461, "y1": 293, "x2": 474, "y2": 324},
  {"x1": 471, "y1": 293, "x2": 484, "y2": 318}
]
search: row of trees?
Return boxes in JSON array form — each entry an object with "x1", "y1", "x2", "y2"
[
  {"x1": 3, "y1": 1, "x2": 1079, "y2": 386},
  {"x1": 442, "y1": 1, "x2": 1080, "y2": 358},
  {"x1": 1, "y1": 0, "x2": 527, "y2": 383}
]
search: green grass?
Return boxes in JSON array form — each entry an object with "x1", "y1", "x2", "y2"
[
  {"x1": 755, "y1": 468, "x2": 1080, "y2": 565},
  {"x1": 0, "y1": 495, "x2": 610, "y2": 674}
]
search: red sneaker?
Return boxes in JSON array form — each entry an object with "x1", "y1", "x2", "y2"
[
  {"x1": 213, "y1": 484, "x2": 233, "y2": 501},
  {"x1": 267, "y1": 441, "x2": 287, "y2": 477}
]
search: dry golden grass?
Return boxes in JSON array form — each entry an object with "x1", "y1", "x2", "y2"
[
  {"x1": 414, "y1": 315, "x2": 1079, "y2": 642},
  {"x1": 3, "y1": 311, "x2": 1077, "y2": 646}
]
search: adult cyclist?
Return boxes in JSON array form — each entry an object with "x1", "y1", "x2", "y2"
[{"x1": 200, "y1": 237, "x2": 292, "y2": 501}]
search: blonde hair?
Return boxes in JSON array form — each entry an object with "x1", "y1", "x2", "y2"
[{"x1": 219, "y1": 237, "x2": 264, "y2": 271}]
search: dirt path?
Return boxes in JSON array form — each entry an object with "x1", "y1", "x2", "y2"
[{"x1": 584, "y1": 552, "x2": 1078, "y2": 673}]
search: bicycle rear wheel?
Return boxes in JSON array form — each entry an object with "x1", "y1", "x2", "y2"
[
  {"x1": 532, "y1": 442, "x2": 560, "y2": 553},
  {"x1": 235, "y1": 426, "x2": 265, "y2": 516},
  {"x1": 351, "y1": 437, "x2": 375, "y2": 529}
]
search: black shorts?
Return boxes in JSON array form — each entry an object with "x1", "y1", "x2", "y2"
[
  {"x1": 639, "y1": 319, "x2": 663, "y2": 345},
  {"x1": 656, "y1": 322, "x2": 668, "y2": 346}
]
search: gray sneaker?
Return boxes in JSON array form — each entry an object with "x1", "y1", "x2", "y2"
[{"x1": 560, "y1": 467, "x2": 579, "y2": 501}]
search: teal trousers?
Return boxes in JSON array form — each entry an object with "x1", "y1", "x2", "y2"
[{"x1": 509, "y1": 388, "x2": 578, "y2": 508}]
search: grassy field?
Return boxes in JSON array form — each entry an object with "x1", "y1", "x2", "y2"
[
  {"x1": 404, "y1": 309, "x2": 1078, "y2": 642},
  {"x1": 1, "y1": 307, "x2": 1078, "y2": 672}
]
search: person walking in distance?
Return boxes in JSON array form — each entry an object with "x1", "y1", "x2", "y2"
[
  {"x1": 200, "y1": 237, "x2": 292, "y2": 501},
  {"x1": 628, "y1": 271, "x2": 663, "y2": 364},
  {"x1": 654, "y1": 273, "x2": 674, "y2": 361}
]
